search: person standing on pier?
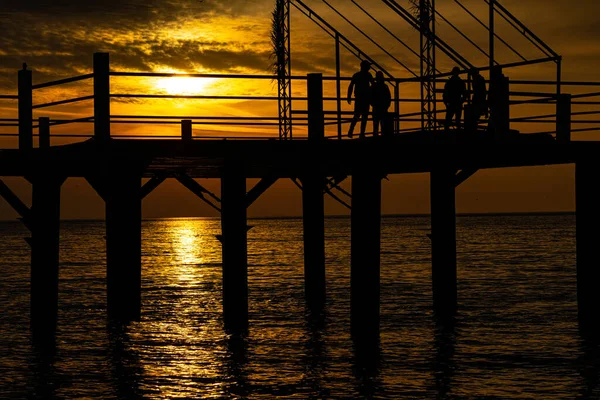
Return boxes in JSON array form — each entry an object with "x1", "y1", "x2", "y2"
[
  {"x1": 465, "y1": 67, "x2": 488, "y2": 132},
  {"x1": 443, "y1": 67, "x2": 467, "y2": 132},
  {"x1": 347, "y1": 60, "x2": 374, "y2": 139},
  {"x1": 371, "y1": 71, "x2": 392, "y2": 137}
]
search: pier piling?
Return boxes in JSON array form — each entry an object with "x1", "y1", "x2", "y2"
[
  {"x1": 302, "y1": 73, "x2": 326, "y2": 310},
  {"x1": 576, "y1": 159, "x2": 600, "y2": 331},
  {"x1": 221, "y1": 162, "x2": 248, "y2": 333},
  {"x1": 430, "y1": 167, "x2": 457, "y2": 318},
  {"x1": 350, "y1": 170, "x2": 382, "y2": 341},
  {"x1": 30, "y1": 175, "x2": 63, "y2": 336},
  {"x1": 105, "y1": 173, "x2": 142, "y2": 321}
]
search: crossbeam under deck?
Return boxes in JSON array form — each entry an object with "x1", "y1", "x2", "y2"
[{"x1": 0, "y1": 132, "x2": 581, "y2": 180}]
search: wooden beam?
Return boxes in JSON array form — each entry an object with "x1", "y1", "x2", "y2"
[
  {"x1": 140, "y1": 175, "x2": 167, "y2": 199},
  {"x1": 455, "y1": 168, "x2": 479, "y2": 187},
  {"x1": 0, "y1": 178, "x2": 31, "y2": 221},
  {"x1": 175, "y1": 173, "x2": 221, "y2": 212},
  {"x1": 246, "y1": 176, "x2": 278, "y2": 208}
]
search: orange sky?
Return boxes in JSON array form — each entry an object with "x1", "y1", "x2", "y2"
[{"x1": 0, "y1": 0, "x2": 598, "y2": 219}]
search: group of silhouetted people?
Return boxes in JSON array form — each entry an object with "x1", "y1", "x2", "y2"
[
  {"x1": 346, "y1": 60, "x2": 391, "y2": 138},
  {"x1": 345, "y1": 60, "x2": 492, "y2": 138},
  {"x1": 443, "y1": 66, "x2": 488, "y2": 133}
]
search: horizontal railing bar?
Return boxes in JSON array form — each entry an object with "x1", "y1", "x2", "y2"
[
  {"x1": 32, "y1": 95, "x2": 95, "y2": 109},
  {"x1": 510, "y1": 98, "x2": 556, "y2": 105},
  {"x1": 111, "y1": 94, "x2": 290, "y2": 101},
  {"x1": 111, "y1": 72, "x2": 308, "y2": 80},
  {"x1": 111, "y1": 120, "x2": 307, "y2": 126},
  {"x1": 511, "y1": 80, "x2": 600, "y2": 86},
  {"x1": 0, "y1": 123, "x2": 18, "y2": 127},
  {"x1": 32, "y1": 73, "x2": 94, "y2": 90},
  {"x1": 0, "y1": 133, "x2": 19, "y2": 136},
  {"x1": 571, "y1": 127, "x2": 600, "y2": 133},
  {"x1": 0, "y1": 95, "x2": 18, "y2": 100},
  {"x1": 510, "y1": 120, "x2": 600, "y2": 124},
  {"x1": 508, "y1": 91, "x2": 556, "y2": 98},
  {"x1": 49, "y1": 117, "x2": 94, "y2": 126},
  {"x1": 572, "y1": 101, "x2": 600, "y2": 105},
  {"x1": 571, "y1": 92, "x2": 600, "y2": 99},
  {"x1": 110, "y1": 115, "x2": 309, "y2": 121}
]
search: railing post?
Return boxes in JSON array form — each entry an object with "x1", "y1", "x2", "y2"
[
  {"x1": 335, "y1": 34, "x2": 342, "y2": 140},
  {"x1": 181, "y1": 119, "x2": 192, "y2": 141},
  {"x1": 489, "y1": 66, "x2": 509, "y2": 140},
  {"x1": 39, "y1": 117, "x2": 50, "y2": 149},
  {"x1": 307, "y1": 73, "x2": 324, "y2": 141},
  {"x1": 94, "y1": 52, "x2": 110, "y2": 142},
  {"x1": 556, "y1": 94, "x2": 571, "y2": 143},
  {"x1": 18, "y1": 64, "x2": 33, "y2": 151},
  {"x1": 394, "y1": 81, "x2": 400, "y2": 134}
]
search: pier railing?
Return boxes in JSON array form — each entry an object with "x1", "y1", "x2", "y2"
[{"x1": 2, "y1": 53, "x2": 600, "y2": 149}]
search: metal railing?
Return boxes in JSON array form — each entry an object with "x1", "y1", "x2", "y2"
[{"x1": 2, "y1": 52, "x2": 600, "y2": 150}]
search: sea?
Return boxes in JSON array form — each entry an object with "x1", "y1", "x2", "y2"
[{"x1": 0, "y1": 214, "x2": 598, "y2": 399}]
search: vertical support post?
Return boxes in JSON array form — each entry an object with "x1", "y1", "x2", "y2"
[
  {"x1": 394, "y1": 81, "x2": 400, "y2": 134},
  {"x1": 576, "y1": 159, "x2": 600, "y2": 331},
  {"x1": 39, "y1": 117, "x2": 50, "y2": 149},
  {"x1": 489, "y1": 0, "x2": 495, "y2": 72},
  {"x1": 335, "y1": 34, "x2": 342, "y2": 140},
  {"x1": 302, "y1": 174, "x2": 325, "y2": 310},
  {"x1": 303, "y1": 73, "x2": 326, "y2": 310},
  {"x1": 556, "y1": 94, "x2": 571, "y2": 143},
  {"x1": 490, "y1": 67, "x2": 509, "y2": 140},
  {"x1": 30, "y1": 176, "x2": 63, "y2": 338},
  {"x1": 18, "y1": 64, "x2": 33, "y2": 151},
  {"x1": 181, "y1": 119, "x2": 192, "y2": 141},
  {"x1": 430, "y1": 167, "x2": 457, "y2": 318},
  {"x1": 351, "y1": 170, "x2": 382, "y2": 341},
  {"x1": 556, "y1": 57, "x2": 562, "y2": 96},
  {"x1": 106, "y1": 173, "x2": 142, "y2": 321},
  {"x1": 221, "y1": 162, "x2": 248, "y2": 333},
  {"x1": 94, "y1": 52, "x2": 110, "y2": 142},
  {"x1": 307, "y1": 73, "x2": 324, "y2": 140}
]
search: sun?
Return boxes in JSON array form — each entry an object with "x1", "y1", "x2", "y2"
[{"x1": 155, "y1": 76, "x2": 217, "y2": 96}]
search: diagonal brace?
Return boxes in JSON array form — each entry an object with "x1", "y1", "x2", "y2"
[
  {"x1": 0, "y1": 178, "x2": 31, "y2": 223},
  {"x1": 141, "y1": 175, "x2": 167, "y2": 199},
  {"x1": 455, "y1": 168, "x2": 479, "y2": 187},
  {"x1": 175, "y1": 173, "x2": 221, "y2": 212},
  {"x1": 246, "y1": 176, "x2": 278, "y2": 208}
]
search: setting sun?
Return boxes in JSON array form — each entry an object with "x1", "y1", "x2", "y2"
[{"x1": 154, "y1": 76, "x2": 218, "y2": 96}]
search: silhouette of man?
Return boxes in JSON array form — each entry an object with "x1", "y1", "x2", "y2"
[
  {"x1": 371, "y1": 71, "x2": 392, "y2": 136},
  {"x1": 347, "y1": 60, "x2": 374, "y2": 138},
  {"x1": 443, "y1": 67, "x2": 466, "y2": 132},
  {"x1": 465, "y1": 67, "x2": 488, "y2": 132}
]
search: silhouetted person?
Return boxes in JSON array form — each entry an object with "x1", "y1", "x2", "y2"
[
  {"x1": 371, "y1": 71, "x2": 391, "y2": 137},
  {"x1": 465, "y1": 67, "x2": 488, "y2": 132},
  {"x1": 347, "y1": 60, "x2": 374, "y2": 138},
  {"x1": 443, "y1": 67, "x2": 466, "y2": 132}
]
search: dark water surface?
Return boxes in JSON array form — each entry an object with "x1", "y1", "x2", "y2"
[{"x1": 0, "y1": 214, "x2": 597, "y2": 399}]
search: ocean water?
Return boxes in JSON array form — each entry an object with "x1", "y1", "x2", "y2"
[{"x1": 0, "y1": 214, "x2": 596, "y2": 399}]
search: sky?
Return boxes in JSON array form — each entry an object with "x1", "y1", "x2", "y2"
[{"x1": 0, "y1": 0, "x2": 599, "y2": 220}]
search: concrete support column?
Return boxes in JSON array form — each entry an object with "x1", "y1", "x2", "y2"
[
  {"x1": 351, "y1": 171, "x2": 382, "y2": 341},
  {"x1": 576, "y1": 160, "x2": 600, "y2": 331},
  {"x1": 30, "y1": 176, "x2": 63, "y2": 337},
  {"x1": 302, "y1": 173, "x2": 326, "y2": 310},
  {"x1": 105, "y1": 173, "x2": 142, "y2": 321},
  {"x1": 430, "y1": 168, "x2": 457, "y2": 318},
  {"x1": 221, "y1": 162, "x2": 248, "y2": 333}
]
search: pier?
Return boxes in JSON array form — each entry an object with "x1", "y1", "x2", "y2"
[{"x1": 1, "y1": 0, "x2": 600, "y2": 342}]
